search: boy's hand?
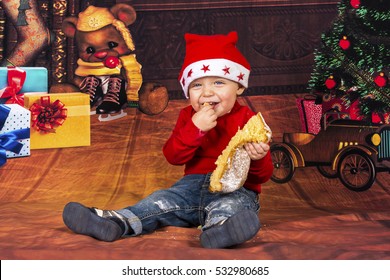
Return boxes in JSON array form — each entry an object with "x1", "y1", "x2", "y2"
[
  {"x1": 192, "y1": 105, "x2": 218, "y2": 132},
  {"x1": 244, "y1": 142, "x2": 270, "y2": 160}
]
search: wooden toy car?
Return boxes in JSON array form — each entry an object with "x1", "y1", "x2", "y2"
[{"x1": 270, "y1": 112, "x2": 390, "y2": 191}]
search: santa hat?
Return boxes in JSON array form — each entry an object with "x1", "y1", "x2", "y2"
[{"x1": 179, "y1": 31, "x2": 250, "y2": 98}]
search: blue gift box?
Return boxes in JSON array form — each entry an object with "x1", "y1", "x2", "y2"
[
  {"x1": 0, "y1": 104, "x2": 30, "y2": 167},
  {"x1": 0, "y1": 67, "x2": 48, "y2": 104}
]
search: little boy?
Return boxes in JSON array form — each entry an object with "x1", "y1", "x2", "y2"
[{"x1": 63, "y1": 31, "x2": 274, "y2": 249}]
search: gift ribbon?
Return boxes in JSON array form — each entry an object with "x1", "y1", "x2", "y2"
[
  {"x1": 29, "y1": 96, "x2": 67, "y2": 133},
  {"x1": 0, "y1": 105, "x2": 30, "y2": 167},
  {"x1": 0, "y1": 66, "x2": 26, "y2": 106}
]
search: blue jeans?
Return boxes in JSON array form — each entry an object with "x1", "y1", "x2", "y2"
[{"x1": 116, "y1": 173, "x2": 260, "y2": 236}]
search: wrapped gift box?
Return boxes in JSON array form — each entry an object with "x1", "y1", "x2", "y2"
[
  {"x1": 0, "y1": 104, "x2": 30, "y2": 162},
  {"x1": 296, "y1": 97, "x2": 322, "y2": 134},
  {"x1": 24, "y1": 93, "x2": 90, "y2": 149},
  {"x1": 322, "y1": 95, "x2": 363, "y2": 121},
  {"x1": 372, "y1": 112, "x2": 390, "y2": 124},
  {"x1": 323, "y1": 95, "x2": 389, "y2": 124},
  {"x1": 0, "y1": 67, "x2": 48, "y2": 104}
]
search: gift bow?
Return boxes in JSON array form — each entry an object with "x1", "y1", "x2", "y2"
[
  {"x1": 29, "y1": 96, "x2": 67, "y2": 133},
  {"x1": 0, "y1": 105, "x2": 30, "y2": 167},
  {"x1": 0, "y1": 66, "x2": 26, "y2": 106}
]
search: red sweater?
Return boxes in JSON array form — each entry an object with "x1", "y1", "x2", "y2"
[{"x1": 163, "y1": 101, "x2": 273, "y2": 193}]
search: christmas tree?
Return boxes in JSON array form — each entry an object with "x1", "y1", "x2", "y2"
[{"x1": 308, "y1": 0, "x2": 390, "y2": 124}]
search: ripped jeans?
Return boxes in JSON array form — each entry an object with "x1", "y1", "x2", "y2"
[{"x1": 116, "y1": 173, "x2": 260, "y2": 236}]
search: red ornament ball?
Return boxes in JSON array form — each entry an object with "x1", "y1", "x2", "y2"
[
  {"x1": 325, "y1": 76, "x2": 337, "y2": 89},
  {"x1": 104, "y1": 56, "x2": 120, "y2": 69},
  {"x1": 350, "y1": 0, "x2": 360, "y2": 8},
  {"x1": 374, "y1": 72, "x2": 388, "y2": 87},
  {"x1": 339, "y1": 36, "x2": 350, "y2": 50}
]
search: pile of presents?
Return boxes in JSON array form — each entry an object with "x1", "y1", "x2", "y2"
[
  {"x1": 0, "y1": 66, "x2": 90, "y2": 167},
  {"x1": 297, "y1": 94, "x2": 389, "y2": 135}
]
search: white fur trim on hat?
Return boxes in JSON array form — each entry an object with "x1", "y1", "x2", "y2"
[
  {"x1": 180, "y1": 58, "x2": 250, "y2": 98},
  {"x1": 178, "y1": 32, "x2": 250, "y2": 98}
]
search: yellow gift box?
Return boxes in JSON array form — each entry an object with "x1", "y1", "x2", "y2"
[{"x1": 24, "y1": 92, "x2": 90, "y2": 149}]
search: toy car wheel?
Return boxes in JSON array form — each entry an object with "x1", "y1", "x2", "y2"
[
  {"x1": 337, "y1": 150, "x2": 376, "y2": 192},
  {"x1": 317, "y1": 165, "x2": 338, "y2": 179},
  {"x1": 270, "y1": 146, "x2": 295, "y2": 183}
]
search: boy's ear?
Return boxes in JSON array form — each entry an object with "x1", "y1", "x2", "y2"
[{"x1": 236, "y1": 86, "x2": 245, "y2": 96}]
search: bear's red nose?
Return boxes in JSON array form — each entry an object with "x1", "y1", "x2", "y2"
[{"x1": 94, "y1": 51, "x2": 108, "y2": 59}]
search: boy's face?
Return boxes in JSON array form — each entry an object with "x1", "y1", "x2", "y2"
[{"x1": 188, "y1": 76, "x2": 245, "y2": 117}]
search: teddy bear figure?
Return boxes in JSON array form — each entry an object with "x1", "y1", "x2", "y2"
[{"x1": 62, "y1": 4, "x2": 143, "y2": 115}]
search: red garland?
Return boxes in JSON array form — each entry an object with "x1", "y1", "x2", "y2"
[{"x1": 29, "y1": 96, "x2": 67, "y2": 133}]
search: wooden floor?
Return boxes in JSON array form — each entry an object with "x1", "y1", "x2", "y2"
[{"x1": 0, "y1": 94, "x2": 389, "y2": 260}]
